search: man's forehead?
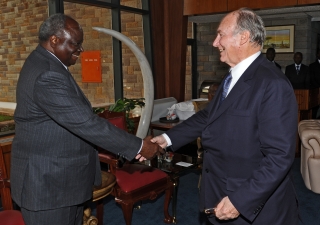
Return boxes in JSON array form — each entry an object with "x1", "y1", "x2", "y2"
[{"x1": 217, "y1": 13, "x2": 236, "y2": 32}]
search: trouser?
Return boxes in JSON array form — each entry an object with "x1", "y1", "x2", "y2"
[{"x1": 21, "y1": 204, "x2": 84, "y2": 225}]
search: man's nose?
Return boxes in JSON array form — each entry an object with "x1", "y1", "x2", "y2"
[{"x1": 212, "y1": 36, "x2": 219, "y2": 47}]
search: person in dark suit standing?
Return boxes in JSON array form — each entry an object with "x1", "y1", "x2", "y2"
[
  {"x1": 10, "y1": 14, "x2": 162, "y2": 225},
  {"x1": 309, "y1": 48, "x2": 320, "y2": 88},
  {"x1": 266, "y1": 48, "x2": 281, "y2": 70},
  {"x1": 265, "y1": 47, "x2": 281, "y2": 70},
  {"x1": 309, "y1": 49, "x2": 320, "y2": 118},
  {"x1": 151, "y1": 8, "x2": 299, "y2": 225},
  {"x1": 285, "y1": 52, "x2": 310, "y2": 89}
]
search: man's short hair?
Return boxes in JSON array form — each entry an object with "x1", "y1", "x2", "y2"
[
  {"x1": 38, "y1": 14, "x2": 67, "y2": 42},
  {"x1": 233, "y1": 8, "x2": 266, "y2": 47}
]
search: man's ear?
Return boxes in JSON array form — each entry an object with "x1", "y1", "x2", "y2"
[
  {"x1": 240, "y1": 31, "x2": 249, "y2": 45},
  {"x1": 49, "y1": 35, "x2": 58, "y2": 48}
]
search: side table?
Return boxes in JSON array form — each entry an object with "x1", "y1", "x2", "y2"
[
  {"x1": 149, "y1": 120, "x2": 183, "y2": 136},
  {"x1": 149, "y1": 153, "x2": 202, "y2": 223}
]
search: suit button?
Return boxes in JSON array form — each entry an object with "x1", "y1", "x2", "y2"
[
  {"x1": 205, "y1": 150, "x2": 208, "y2": 153},
  {"x1": 205, "y1": 169, "x2": 209, "y2": 173}
]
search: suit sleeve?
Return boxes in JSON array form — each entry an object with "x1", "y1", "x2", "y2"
[
  {"x1": 166, "y1": 103, "x2": 211, "y2": 150},
  {"x1": 228, "y1": 77, "x2": 297, "y2": 221},
  {"x1": 284, "y1": 66, "x2": 290, "y2": 78},
  {"x1": 305, "y1": 66, "x2": 310, "y2": 88},
  {"x1": 33, "y1": 71, "x2": 142, "y2": 160}
]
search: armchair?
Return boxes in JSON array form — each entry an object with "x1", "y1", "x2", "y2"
[
  {"x1": 97, "y1": 110, "x2": 174, "y2": 225},
  {"x1": 0, "y1": 141, "x2": 25, "y2": 225},
  {"x1": 298, "y1": 119, "x2": 320, "y2": 194}
]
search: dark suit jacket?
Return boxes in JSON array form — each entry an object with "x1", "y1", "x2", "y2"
[
  {"x1": 274, "y1": 61, "x2": 281, "y2": 70},
  {"x1": 309, "y1": 60, "x2": 320, "y2": 88},
  {"x1": 11, "y1": 45, "x2": 142, "y2": 211},
  {"x1": 285, "y1": 63, "x2": 310, "y2": 89},
  {"x1": 166, "y1": 54, "x2": 299, "y2": 225},
  {"x1": 267, "y1": 60, "x2": 281, "y2": 71}
]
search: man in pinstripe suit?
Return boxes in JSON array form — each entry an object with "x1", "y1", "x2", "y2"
[{"x1": 10, "y1": 14, "x2": 162, "y2": 225}]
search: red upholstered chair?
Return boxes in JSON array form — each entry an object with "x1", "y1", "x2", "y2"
[
  {"x1": 97, "y1": 111, "x2": 173, "y2": 225},
  {"x1": 0, "y1": 142, "x2": 25, "y2": 225}
]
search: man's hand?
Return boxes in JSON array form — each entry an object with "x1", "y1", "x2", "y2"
[
  {"x1": 150, "y1": 135, "x2": 168, "y2": 149},
  {"x1": 137, "y1": 135, "x2": 165, "y2": 161},
  {"x1": 215, "y1": 196, "x2": 240, "y2": 220}
]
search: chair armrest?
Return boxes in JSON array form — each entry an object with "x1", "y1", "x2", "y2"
[
  {"x1": 299, "y1": 120, "x2": 320, "y2": 157},
  {"x1": 0, "y1": 178, "x2": 10, "y2": 189},
  {"x1": 98, "y1": 149, "x2": 121, "y2": 174}
]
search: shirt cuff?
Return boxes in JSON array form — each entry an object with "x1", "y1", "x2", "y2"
[
  {"x1": 162, "y1": 133, "x2": 172, "y2": 147},
  {"x1": 137, "y1": 140, "x2": 143, "y2": 154}
]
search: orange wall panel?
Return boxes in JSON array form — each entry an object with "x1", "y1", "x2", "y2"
[
  {"x1": 81, "y1": 51, "x2": 102, "y2": 83},
  {"x1": 184, "y1": 0, "x2": 228, "y2": 16}
]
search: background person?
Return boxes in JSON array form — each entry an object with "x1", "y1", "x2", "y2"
[
  {"x1": 309, "y1": 48, "x2": 320, "y2": 88},
  {"x1": 285, "y1": 52, "x2": 310, "y2": 89},
  {"x1": 151, "y1": 8, "x2": 299, "y2": 225},
  {"x1": 265, "y1": 47, "x2": 281, "y2": 70},
  {"x1": 10, "y1": 14, "x2": 162, "y2": 225},
  {"x1": 309, "y1": 49, "x2": 320, "y2": 118}
]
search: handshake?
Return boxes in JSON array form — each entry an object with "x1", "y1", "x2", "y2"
[{"x1": 135, "y1": 135, "x2": 168, "y2": 162}]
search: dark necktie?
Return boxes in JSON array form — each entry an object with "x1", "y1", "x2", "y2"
[
  {"x1": 296, "y1": 65, "x2": 300, "y2": 75},
  {"x1": 220, "y1": 72, "x2": 232, "y2": 103}
]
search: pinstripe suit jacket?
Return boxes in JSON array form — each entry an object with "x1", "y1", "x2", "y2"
[{"x1": 11, "y1": 45, "x2": 142, "y2": 211}]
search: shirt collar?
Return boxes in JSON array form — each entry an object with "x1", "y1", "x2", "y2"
[
  {"x1": 46, "y1": 50, "x2": 69, "y2": 71},
  {"x1": 225, "y1": 51, "x2": 260, "y2": 96},
  {"x1": 230, "y1": 51, "x2": 260, "y2": 81}
]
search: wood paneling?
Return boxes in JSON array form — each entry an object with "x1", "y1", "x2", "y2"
[
  {"x1": 227, "y1": 0, "x2": 297, "y2": 11},
  {"x1": 298, "y1": 0, "x2": 320, "y2": 4},
  {"x1": 183, "y1": 0, "x2": 228, "y2": 16},
  {"x1": 151, "y1": 0, "x2": 187, "y2": 102}
]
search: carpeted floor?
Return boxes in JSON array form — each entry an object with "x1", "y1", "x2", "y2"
[
  {"x1": 88, "y1": 158, "x2": 320, "y2": 225},
  {"x1": 1, "y1": 158, "x2": 319, "y2": 224}
]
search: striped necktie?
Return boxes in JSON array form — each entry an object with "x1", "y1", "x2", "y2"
[
  {"x1": 220, "y1": 72, "x2": 232, "y2": 103},
  {"x1": 296, "y1": 65, "x2": 300, "y2": 75}
]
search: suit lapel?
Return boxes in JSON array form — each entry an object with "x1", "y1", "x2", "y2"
[
  {"x1": 36, "y1": 45, "x2": 92, "y2": 108},
  {"x1": 206, "y1": 54, "x2": 264, "y2": 124},
  {"x1": 67, "y1": 70, "x2": 92, "y2": 107}
]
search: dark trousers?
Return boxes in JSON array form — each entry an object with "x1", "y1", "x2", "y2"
[{"x1": 21, "y1": 204, "x2": 84, "y2": 225}]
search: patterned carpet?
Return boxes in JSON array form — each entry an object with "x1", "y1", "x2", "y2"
[
  {"x1": 1, "y1": 159, "x2": 319, "y2": 224},
  {"x1": 91, "y1": 158, "x2": 320, "y2": 225}
]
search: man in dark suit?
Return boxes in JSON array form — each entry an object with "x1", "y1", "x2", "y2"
[
  {"x1": 309, "y1": 49, "x2": 320, "y2": 118},
  {"x1": 309, "y1": 48, "x2": 320, "y2": 88},
  {"x1": 285, "y1": 52, "x2": 310, "y2": 89},
  {"x1": 10, "y1": 14, "x2": 162, "y2": 225},
  {"x1": 151, "y1": 8, "x2": 299, "y2": 225},
  {"x1": 265, "y1": 47, "x2": 281, "y2": 70}
]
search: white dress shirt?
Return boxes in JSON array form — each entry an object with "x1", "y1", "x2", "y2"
[{"x1": 163, "y1": 51, "x2": 261, "y2": 147}]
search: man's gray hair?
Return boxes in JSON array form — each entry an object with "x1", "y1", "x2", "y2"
[
  {"x1": 233, "y1": 8, "x2": 266, "y2": 47},
  {"x1": 38, "y1": 13, "x2": 67, "y2": 42}
]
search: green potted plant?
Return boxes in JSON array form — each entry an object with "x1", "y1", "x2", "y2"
[{"x1": 93, "y1": 98, "x2": 145, "y2": 134}]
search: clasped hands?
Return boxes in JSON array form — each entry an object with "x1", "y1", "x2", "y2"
[{"x1": 135, "y1": 135, "x2": 168, "y2": 162}]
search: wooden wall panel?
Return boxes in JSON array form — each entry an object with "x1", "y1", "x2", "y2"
[
  {"x1": 183, "y1": 0, "x2": 228, "y2": 16},
  {"x1": 150, "y1": 0, "x2": 166, "y2": 99},
  {"x1": 298, "y1": 0, "x2": 320, "y2": 4},
  {"x1": 151, "y1": 0, "x2": 188, "y2": 102},
  {"x1": 227, "y1": 0, "x2": 297, "y2": 11}
]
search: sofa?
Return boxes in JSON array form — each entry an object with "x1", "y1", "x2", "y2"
[{"x1": 298, "y1": 119, "x2": 320, "y2": 194}]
